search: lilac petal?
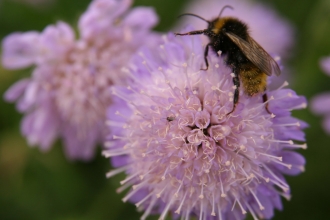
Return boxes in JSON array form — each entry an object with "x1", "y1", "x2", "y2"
[
  {"x1": 278, "y1": 151, "x2": 305, "y2": 175},
  {"x1": 21, "y1": 104, "x2": 59, "y2": 151},
  {"x1": 62, "y1": 126, "x2": 99, "y2": 161},
  {"x1": 3, "y1": 78, "x2": 30, "y2": 102},
  {"x1": 310, "y1": 92, "x2": 330, "y2": 115},
  {"x1": 79, "y1": 0, "x2": 132, "y2": 40},
  {"x1": 123, "y1": 7, "x2": 158, "y2": 29},
  {"x1": 38, "y1": 21, "x2": 75, "y2": 63},
  {"x1": 111, "y1": 155, "x2": 129, "y2": 168},
  {"x1": 2, "y1": 32, "x2": 40, "y2": 69},
  {"x1": 320, "y1": 56, "x2": 330, "y2": 75},
  {"x1": 195, "y1": 109, "x2": 210, "y2": 129},
  {"x1": 16, "y1": 81, "x2": 39, "y2": 112}
]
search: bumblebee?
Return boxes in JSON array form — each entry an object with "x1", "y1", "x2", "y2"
[{"x1": 175, "y1": 6, "x2": 281, "y2": 115}]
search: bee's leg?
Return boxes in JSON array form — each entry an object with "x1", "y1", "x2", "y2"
[
  {"x1": 227, "y1": 71, "x2": 240, "y2": 115},
  {"x1": 174, "y1": 30, "x2": 207, "y2": 36},
  {"x1": 200, "y1": 43, "x2": 212, "y2": 71},
  {"x1": 262, "y1": 93, "x2": 272, "y2": 114}
]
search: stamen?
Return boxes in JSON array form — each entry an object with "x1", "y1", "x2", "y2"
[
  {"x1": 217, "y1": 202, "x2": 223, "y2": 220},
  {"x1": 102, "y1": 148, "x2": 129, "y2": 157},
  {"x1": 277, "y1": 81, "x2": 289, "y2": 90},
  {"x1": 276, "y1": 122, "x2": 300, "y2": 127},
  {"x1": 250, "y1": 189, "x2": 264, "y2": 210},
  {"x1": 244, "y1": 201, "x2": 259, "y2": 220},
  {"x1": 175, "y1": 191, "x2": 187, "y2": 214},
  {"x1": 284, "y1": 143, "x2": 307, "y2": 149},
  {"x1": 135, "y1": 191, "x2": 153, "y2": 207},
  {"x1": 263, "y1": 165, "x2": 289, "y2": 189},
  {"x1": 120, "y1": 172, "x2": 140, "y2": 185},
  {"x1": 122, "y1": 183, "x2": 144, "y2": 202},
  {"x1": 106, "y1": 166, "x2": 128, "y2": 178},
  {"x1": 211, "y1": 193, "x2": 216, "y2": 216},
  {"x1": 159, "y1": 195, "x2": 176, "y2": 220},
  {"x1": 116, "y1": 182, "x2": 132, "y2": 193},
  {"x1": 257, "y1": 152, "x2": 282, "y2": 161},
  {"x1": 140, "y1": 197, "x2": 157, "y2": 220},
  {"x1": 199, "y1": 200, "x2": 203, "y2": 220},
  {"x1": 236, "y1": 198, "x2": 247, "y2": 214},
  {"x1": 271, "y1": 159, "x2": 292, "y2": 169}
]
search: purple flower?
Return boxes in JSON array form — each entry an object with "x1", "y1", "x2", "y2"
[
  {"x1": 104, "y1": 32, "x2": 307, "y2": 219},
  {"x1": 174, "y1": 0, "x2": 294, "y2": 58},
  {"x1": 2, "y1": 0, "x2": 158, "y2": 161},
  {"x1": 311, "y1": 56, "x2": 330, "y2": 133}
]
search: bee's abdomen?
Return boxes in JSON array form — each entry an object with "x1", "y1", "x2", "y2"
[{"x1": 239, "y1": 65, "x2": 267, "y2": 96}]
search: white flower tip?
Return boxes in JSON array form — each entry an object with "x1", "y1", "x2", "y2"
[
  {"x1": 215, "y1": 64, "x2": 219, "y2": 68},
  {"x1": 230, "y1": 73, "x2": 235, "y2": 78},
  {"x1": 225, "y1": 161, "x2": 231, "y2": 166},
  {"x1": 159, "y1": 45, "x2": 164, "y2": 49},
  {"x1": 115, "y1": 111, "x2": 120, "y2": 115},
  {"x1": 242, "y1": 210, "x2": 247, "y2": 215},
  {"x1": 269, "y1": 95, "x2": 275, "y2": 100},
  {"x1": 299, "y1": 166, "x2": 305, "y2": 172},
  {"x1": 259, "y1": 206, "x2": 265, "y2": 211},
  {"x1": 182, "y1": 63, "x2": 187, "y2": 67},
  {"x1": 199, "y1": 195, "x2": 204, "y2": 199},
  {"x1": 287, "y1": 92, "x2": 292, "y2": 97},
  {"x1": 174, "y1": 210, "x2": 180, "y2": 214},
  {"x1": 221, "y1": 193, "x2": 227, "y2": 198},
  {"x1": 271, "y1": 113, "x2": 276, "y2": 118},
  {"x1": 274, "y1": 56, "x2": 281, "y2": 61},
  {"x1": 217, "y1": 50, "x2": 222, "y2": 55},
  {"x1": 288, "y1": 140, "x2": 294, "y2": 145},
  {"x1": 142, "y1": 60, "x2": 146, "y2": 65},
  {"x1": 265, "y1": 178, "x2": 270, "y2": 183},
  {"x1": 302, "y1": 143, "x2": 307, "y2": 149}
]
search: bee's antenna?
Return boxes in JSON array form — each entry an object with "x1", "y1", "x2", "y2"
[
  {"x1": 218, "y1": 5, "x2": 234, "y2": 17},
  {"x1": 178, "y1": 13, "x2": 210, "y2": 24}
]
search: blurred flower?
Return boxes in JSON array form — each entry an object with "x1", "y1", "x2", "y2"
[
  {"x1": 174, "y1": 0, "x2": 294, "y2": 58},
  {"x1": 2, "y1": 0, "x2": 158, "y2": 161},
  {"x1": 311, "y1": 56, "x2": 330, "y2": 133},
  {"x1": 104, "y1": 32, "x2": 307, "y2": 219}
]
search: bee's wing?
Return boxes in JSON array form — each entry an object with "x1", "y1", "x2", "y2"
[{"x1": 225, "y1": 32, "x2": 281, "y2": 76}]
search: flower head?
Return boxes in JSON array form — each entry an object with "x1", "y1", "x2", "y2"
[
  {"x1": 2, "y1": 0, "x2": 158, "y2": 160},
  {"x1": 174, "y1": 0, "x2": 294, "y2": 58},
  {"x1": 104, "y1": 31, "x2": 307, "y2": 219},
  {"x1": 311, "y1": 56, "x2": 330, "y2": 133}
]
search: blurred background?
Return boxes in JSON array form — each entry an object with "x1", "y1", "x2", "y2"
[{"x1": 1, "y1": 0, "x2": 330, "y2": 219}]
